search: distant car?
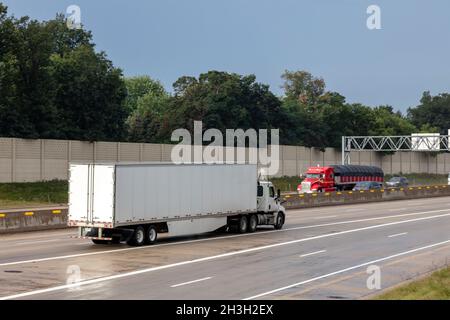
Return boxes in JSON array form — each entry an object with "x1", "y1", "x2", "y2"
[
  {"x1": 385, "y1": 176, "x2": 409, "y2": 188},
  {"x1": 352, "y1": 181, "x2": 382, "y2": 191},
  {"x1": 448, "y1": 173, "x2": 450, "y2": 185}
]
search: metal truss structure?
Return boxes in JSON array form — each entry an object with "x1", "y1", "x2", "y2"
[{"x1": 341, "y1": 135, "x2": 450, "y2": 165}]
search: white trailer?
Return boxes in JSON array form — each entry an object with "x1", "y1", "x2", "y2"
[{"x1": 68, "y1": 163, "x2": 285, "y2": 246}]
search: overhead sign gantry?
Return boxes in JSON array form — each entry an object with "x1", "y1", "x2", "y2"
[{"x1": 341, "y1": 134, "x2": 450, "y2": 165}]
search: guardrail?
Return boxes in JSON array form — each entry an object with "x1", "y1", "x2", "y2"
[
  {"x1": 0, "y1": 207, "x2": 68, "y2": 234},
  {"x1": 282, "y1": 185, "x2": 450, "y2": 209}
]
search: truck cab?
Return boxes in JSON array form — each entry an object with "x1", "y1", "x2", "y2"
[
  {"x1": 298, "y1": 165, "x2": 384, "y2": 193},
  {"x1": 298, "y1": 166, "x2": 335, "y2": 193},
  {"x1": 256, "y1": 180, "x2": 286, "y2": 229},
  {"x1": 257, "y1": 181, "x2": 281, "y2": 212}
]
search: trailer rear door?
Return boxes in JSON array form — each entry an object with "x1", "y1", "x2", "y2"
[
  {"x1": 69, "y1": 164, "x2": 115, "y2": 227},
  {"x1": 69, "y1": 164, "x2": 89, "y2": 223},
  {"x1": 91, "y1": 165, "x2": 115, "y2": 225}
]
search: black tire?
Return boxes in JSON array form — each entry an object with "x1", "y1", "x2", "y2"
[
  {"x1": 238, "y1": 215, "x2": 248, "y2": 233},
  {"x1": 127, "y1": 226, "x2": 145, "y2": 246},
  {"x1": 248, "y1": 215, "x2": 258, "y2": 233},
  {"x1": 91, "y1": 239, "x2": 109, "y2": 245},
  {"x1": 274, "y1": 212, "x2": 285, "y2": 230},
  {"x1": 145, "y1": 225, "x2": 158, "y2": 245}
]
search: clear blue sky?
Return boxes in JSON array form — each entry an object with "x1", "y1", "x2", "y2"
[{"x1": 3, "y1": 0, "x2": 450, "y2": 112}]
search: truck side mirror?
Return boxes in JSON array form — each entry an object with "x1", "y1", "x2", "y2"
[{"x1": 277, "y1": 189, "x2": 281, "y2": 199}]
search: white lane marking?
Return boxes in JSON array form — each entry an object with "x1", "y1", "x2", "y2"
[
  {"x1": 170, "y1": 277, "x2": 212, "y2": 288},
  {"x1": 313, "y1": 216, "x2": 337, "y2": 220},
  {"x1": 243, "y1": 239, "x2": 450, "y2": 300},
  {"x1": 388, "y1": 232, "x2": 408, "y2": 238},
  {"x1": 1, "y1": 208, "x2": 449, "y2": 267},
  {"x1": 388, "y1": 208, "x2": 406, "y2": 212},
  {"x1": 299, "y1": 250, "x2": 326, "y2": 258},
  {"x1": 1, "y1": 212, "x2": 450, "y2": 300}
]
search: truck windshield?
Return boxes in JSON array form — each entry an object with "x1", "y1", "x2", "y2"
[
  {"x1": 306, "y1": 173, "x2": 322, "y2": 179},
  {"x1": 269, "y1": 187, "x2": 275, "y2": 198}
]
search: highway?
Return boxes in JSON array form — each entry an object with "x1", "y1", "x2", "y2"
[{"x1": 0, "y1": 196, "x2": 449, "y2": 300}]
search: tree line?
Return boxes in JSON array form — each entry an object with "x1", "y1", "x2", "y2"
[{"x1": 1, "y1": 4, "x2": 449, "y2": 149}]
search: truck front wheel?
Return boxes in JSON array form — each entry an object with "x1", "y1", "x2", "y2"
[
  {"x1": 145, "y1": 225, "x2": 158, "y2": 245},
  {"x1": 238, "y1": 216, "x2": 248, "y2": 233},
  {"x1": 127, "y1": 226, "x2": 145, "y2": 246},
  {"x1": 274, "y1": 212, "x2": 285, "y2": 230}
]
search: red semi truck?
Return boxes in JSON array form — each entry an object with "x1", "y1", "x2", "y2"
[{"x1": 297, "y1": 165, "x2": 384, "y2": 193}]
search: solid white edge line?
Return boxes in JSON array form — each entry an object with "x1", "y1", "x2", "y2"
[
  {"x1": 1, "y1": 211, "x2": 450, "y2": 300},
  {"x1": 388, "y1": 232, "x2": 408, "y2": 238},
  {"x1": 299, "y1": 250, "x2": 326, "y2": 258},
  {"x1": 243, "y1": 239, "x2": 450, "y2": 300},
  {"x1": 0, "y1": 208, "x2": 449, "y2": 267},
  {"x1": 170, "y1": 277, "x2": 212, "y2": 288}
]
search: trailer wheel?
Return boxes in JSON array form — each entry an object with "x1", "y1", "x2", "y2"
[
  {"x1": 127, "y1": 226, "x2": 145, "y2": 246},
  {"x1": 145, "y1": 225, "x2": 158, "y2": 245},
  {"x1": 274, "y1": 212, "x2": 285, "y2": 230},
  {"x1": 248, "y1": 215, "x2": 258, "y2": 233},
  {"x1": 238, "y1": 216, "x2": 248, "y2": 233}
]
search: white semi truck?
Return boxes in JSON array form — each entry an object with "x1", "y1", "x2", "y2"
[{"x1": 68, "y1": 163, "x2": 285, "y2": 246}]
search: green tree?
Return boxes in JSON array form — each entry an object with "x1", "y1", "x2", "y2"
[
  {"x1": 417, "y1": 123, "x2": 440, "y2": 133},
  {"x1": 0, "y1": 5, "x2": 57, "y2": 138},
  {"x1": 281, "y1": 99, "x2": 326, "y2": 147},
  {"x1": 49, "y1": 45, "x2": 127, "y2": 141},
  {"x1": 370, "y1": 105, "x2": 416, "y2": 136},
  {"x1": 163, "y1": 71, "x2": 285, "y2": 144},
  {"x1": 0, "y1": 6, "x2": 127, "y2": 141},
  {"x1": 281, "y1": 70, "x2": 325, "y2": 106},
  {"x1": 126, "y1": 79, "x2": 171, "y2": 142},
  {"x1": 123, "y1": 76, "x2": 166, "y2": 115},
  {"x1": 0, "y1": 4, "x2": 21, "y2": 136},
  {"x1": 280, "y1": 70, "x2": 419, "y2": 148},
  {"x1": 408, "y1": 91, "x2": 450, "y2": 134}
]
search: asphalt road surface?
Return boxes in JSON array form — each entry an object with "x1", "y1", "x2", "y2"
[{"x1": 0, "y1": 197, "x2": 450, "y2": 300}]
